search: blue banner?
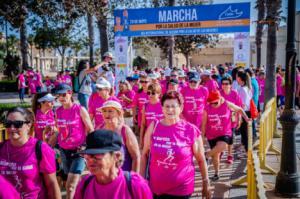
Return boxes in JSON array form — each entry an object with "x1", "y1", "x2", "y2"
[{"x1": 114, "y1": 3, "x2": 250, "y2": 37}]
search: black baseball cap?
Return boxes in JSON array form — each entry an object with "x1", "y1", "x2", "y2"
[
  {"x1": 79, "y1": 129, "x2": 122, "y2": 155},
  {"x1": 188, "y1": 72, "x2": 200, "y2": 81},
  {"x1": 55, "y1": 83, "x2": 72, "y2": 94}
]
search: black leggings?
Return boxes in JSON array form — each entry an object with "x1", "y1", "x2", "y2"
[
  {"x1": 153, "y1": 194, "x2": 191, "y2": 199},
  {"x1": 240, "y1": 111, "x2": 252, "y2": 151}
]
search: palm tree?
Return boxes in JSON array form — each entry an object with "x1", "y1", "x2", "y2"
[
  {"x1": 264, "y1": 0, "x2": 282, "y2": 104},
  {"x1": 255, "y1": 0, "x2": 265, "y2": 69}
]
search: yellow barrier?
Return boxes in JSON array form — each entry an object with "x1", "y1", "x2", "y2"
[
  {"x1": 0, "y1": 124, "x2": 7, "y2": 143},
  {"x1": 259, "y1": 98, "x2": 281, "y2": 174},
  {"x1": 232, "y1": 122, "x2": 266, "y2": 198}
]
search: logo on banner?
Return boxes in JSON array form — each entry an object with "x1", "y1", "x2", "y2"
[{"x1": 219, "y1": 6, "x2": 243, "y2": 20}]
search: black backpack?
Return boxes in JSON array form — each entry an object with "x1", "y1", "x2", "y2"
[{"x1": 81, "y1": 171, "x2": 133, "y2": 199}]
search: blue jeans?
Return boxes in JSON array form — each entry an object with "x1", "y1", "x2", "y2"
[
  {"x1": 78, "y1": 93, "x2": 89, "y2": 110},
  {"x1": 60, "y1": 148, "x2": 85, "y2": 175},
  {"x1": 19, "y1": 88, "x2": 25, "y2": 101}
]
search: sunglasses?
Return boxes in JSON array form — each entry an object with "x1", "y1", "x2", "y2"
[
  {"x1": 222, "y1": 82, "x2": 230, "y2": 85},
  {"x1": 147, "y1": 91, "x2": 157, "y2": 95},
  {"x1": 4, "y1": 120, "x2": 30, "y2": 128},
  {"x1": 57, "y1": 93, "x2": 67, "y2": 98},
  {"x1": 189, "y1": 80, "x2": 198, "y2": 84},
  {"x1": 140, "y1": 80, "x2": 149, "y2": 84}
]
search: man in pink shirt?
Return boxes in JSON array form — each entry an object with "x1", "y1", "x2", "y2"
[{"x1": 75, "y1": 129, "x2": 152, "y2": 199}]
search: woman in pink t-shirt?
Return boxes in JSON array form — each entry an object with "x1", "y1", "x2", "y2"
[
  {"x1": 88, "y1": 78, "x2": 119, "y2": 129},
  {"x1": 276, "y1": 67, "x2": 285, "y2": 108},
  {"x1": 32, "y1": 92, "x2": 56, "y2": 145},
  {"x1": 220, "y1": 76, "x2": 243, "y2": 164},
  {"x1": 202, "y1": 90, "x2": 250, "y2": 181},
  {"x1": 74, "y1": 129, "x2": 152, "y2": 199},
  {"x1": 132, "y1": 75, "x2": 149, "y2": 135},
  {"x1": 141, "y1": 91, "x2": 211, "y2": 198},
  {"x1": 257, "y1": 71, "x2": 266, "y2": 111},
  {"x1": 17, "y1": 71, "x2": 27, "y2": 103},
  {"x1": 0, "y1": 107, "x2": 61, "y2": 198},
  {"x1": 55, "y1": 83, "x2": 94, "y2": 199},
  {"x1": 117, "y1": 80, "x2": 135, "y2": 127},
  {"x1": 140, "y1": 83, "x2": 163, "y2": 148},
  {"x1": 100, "y1": 100, "x2": 140, "y2": 172}
]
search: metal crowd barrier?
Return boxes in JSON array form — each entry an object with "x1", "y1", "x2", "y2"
[
  {"x1": 232, "y1": 122, "x2": 266, "y2": 199},
  {"x1": 259, "y1": 98, "x2": 281, "y2": 174},
  {"x1": 0, "y1": 124, "x2": 7, "y2": 143}
]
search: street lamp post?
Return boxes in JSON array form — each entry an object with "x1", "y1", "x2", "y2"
[{"x1": 275, "y1": 0, "x2": 300, "y2": 197}]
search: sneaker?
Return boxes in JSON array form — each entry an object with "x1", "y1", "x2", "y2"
[
  {"x1": 210, "y1": 174, "x2": 219, "y2": 181},
  {"x1": 227, "y1": 155, "x2": 233, "y2": 164}
]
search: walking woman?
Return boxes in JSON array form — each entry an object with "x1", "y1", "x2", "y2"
[
  {"x1": 88, "y1": 78, "x2": 119, "y2": 129},
  {"x1": 55, "y1": 83, "x2": 94, "y2": 199},
  {"x1": 100, "y1": 100, "x2": 140, "y2": 172},
  {"x1": 236, "y1": 71, "x2": 253, "y2": 151},
  {"x1": 32, "y1": 92, "x2": 56, "y2": 145},
  {"x1": 17, "y1": 70, "x2": 26, "y2": 103},
  {"x1": 140, "y1": 83, "x2": 164, "y2": 148},
  {"x1": 0, "y1": 107, "x2": 61, "y2": 198},
  {"x1": 202, "y1": 90, "x2": 250, "y2": 181},
  {"x1": 141, "y1": 91, "x2": 211, "y2": 199}
]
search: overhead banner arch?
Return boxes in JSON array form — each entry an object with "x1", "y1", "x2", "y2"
[{"x1": 113, "y1": 2, "x2": 251, "y2": 87}]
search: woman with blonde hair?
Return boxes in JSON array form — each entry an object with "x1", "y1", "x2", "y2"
[{"x1": 100, "y1": 100, "x2": 140, "y2": 172}]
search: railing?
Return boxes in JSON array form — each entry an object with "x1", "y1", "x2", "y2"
[
  {"x1": 0, "y1": 124, "x2": 7, "y2": 143},
  {"x1": 232, "y1": 122, "x2": 266, "y2": 198},
  {"x1": 259, "y1": 98, "x2": 281, "y2": 174}
]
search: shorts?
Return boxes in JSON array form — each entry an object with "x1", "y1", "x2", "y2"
[
  {"x1": 60, "y1": 148, "x2": 85, "y2": 175},
  {"x1": 208, "y1": 135, "x2": 232, "y2": 149}
]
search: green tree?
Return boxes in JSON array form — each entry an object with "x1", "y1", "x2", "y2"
[
  {"x1": 0, "y1": 1, "x2": 29, "y2": 70},
  {"x1": 264, "y1": 0, "x2": 282, "y2": 104}
]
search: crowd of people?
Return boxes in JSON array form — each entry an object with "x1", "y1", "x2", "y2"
[{"x1": 1, "y1": 53, "x2": 300, "y2": 199}]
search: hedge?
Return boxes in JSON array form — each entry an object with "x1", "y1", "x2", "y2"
[
  {"x1": 0, "y1": 80, "x2": 18, "y2": 92},
  {"x1": 0, "y1": 103, "x2": 31, "y2": 122}
]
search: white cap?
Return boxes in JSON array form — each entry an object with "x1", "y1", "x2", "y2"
[
  {"x1": 37, "y1": 93, "x2": 56, "y2": 103},
  {"x1": 96, "y1": 77, "x2": 111, "y2": 89},
  {"x1": 103, "y1": 52, "x2": 113, "y2": 58},
  {"x1": 201, "y1": 70, "x2": 211, "y2": 76},
  {"x1": 178, "y1": 70, "x2": 185, "y2": 77},
  {"x1": 100, "y1": 100, "x2": 123, "y2": 111},
  {"x1": 164, "y1": 68, "x2": 172, "y2": 77},
  {"x1": 148, "y1": 73, "x2": 160, "y2": 79}
]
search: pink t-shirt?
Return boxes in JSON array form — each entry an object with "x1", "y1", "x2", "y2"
[
  {"x1": 160, "y1": 80, "x2": 168, "y2": 94},
  {"x1": 276, "y1": 74, "x2": 284, "y2": 96},
  {"x1": 133, "y1": 91, "x2": 149, "y2": 126},
  {"x1": 117, "y1": 90, "x2": 135, "y2": 110},
  {"x1": 220, "y1": 89, "x2": 242, "y2": 128},
  {"x1": 88, "y1": 95, "x2": 120, "y2": 128},
  {"x1": 28, "y1": 79, "x2": 36, "y2": 94},
  {"x1": 63, "y1": 75, "x2": 73, "y2": 86},
  {"x1": 34, "y1": 72, "x2": 42, "y2": 87},
  {"x1": 34, "y1": 109, "x2": 55, "y2": 141},
  {"x1": 18, "y1": 74, "x2": 26, "y2": 89},
  {"x1": 56, "y1": 103, "x2": 86, "y2": 150},
  {"x1": 0, "y1": 138, "x2": 56, "y2": 199},
  {"x1": 181, "y1": 86, "x2": 208, "y2": 129},
  {"x1": 144, "y1": 102, "x2": 164, "y2": 127},
  {"x1": 132, "y1": 85, "x2": 140, "y2": 93},
  {"x1": 257, "y1": 77, "x2": 265, "y2": 103},
  {"x1": 0, "y1": 175, "x2": 21, "y2": 199},
  {"x1": 204, "y1": 79, "x2": 219, "y2": 91},
  {"x1": 74, "y1": 170, "x2": 153, "y2": 199},
  {"x1": 204, "y1": 101, "x2": 232, "y2": 140},
  {"x1": 150, "y1": 120, "x2": 200, "y2": 196}
]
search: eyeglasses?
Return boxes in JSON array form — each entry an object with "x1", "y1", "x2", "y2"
[
  {"x1": 222, "y1": 82, "x2": 230, "y2": 85},
  {"x1": 147, "y1": 91, "x2": 157, "y2": 95},
  {"x1": 163, "y1": 105, "x2": 179, "y2": 109},
  {"x1": 140, "y1": 80, "x2": 149, "y2": 84},
  {"x1": 81, "y1": 154, "x2": 105, "y2": 161},
  {"x1": 4, "y1": 120, "x2": 30, "y2": 128}
]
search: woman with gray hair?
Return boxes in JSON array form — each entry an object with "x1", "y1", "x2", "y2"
[{"x1": 74, "y1": 129, "x2": 152, "y2": 199}]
